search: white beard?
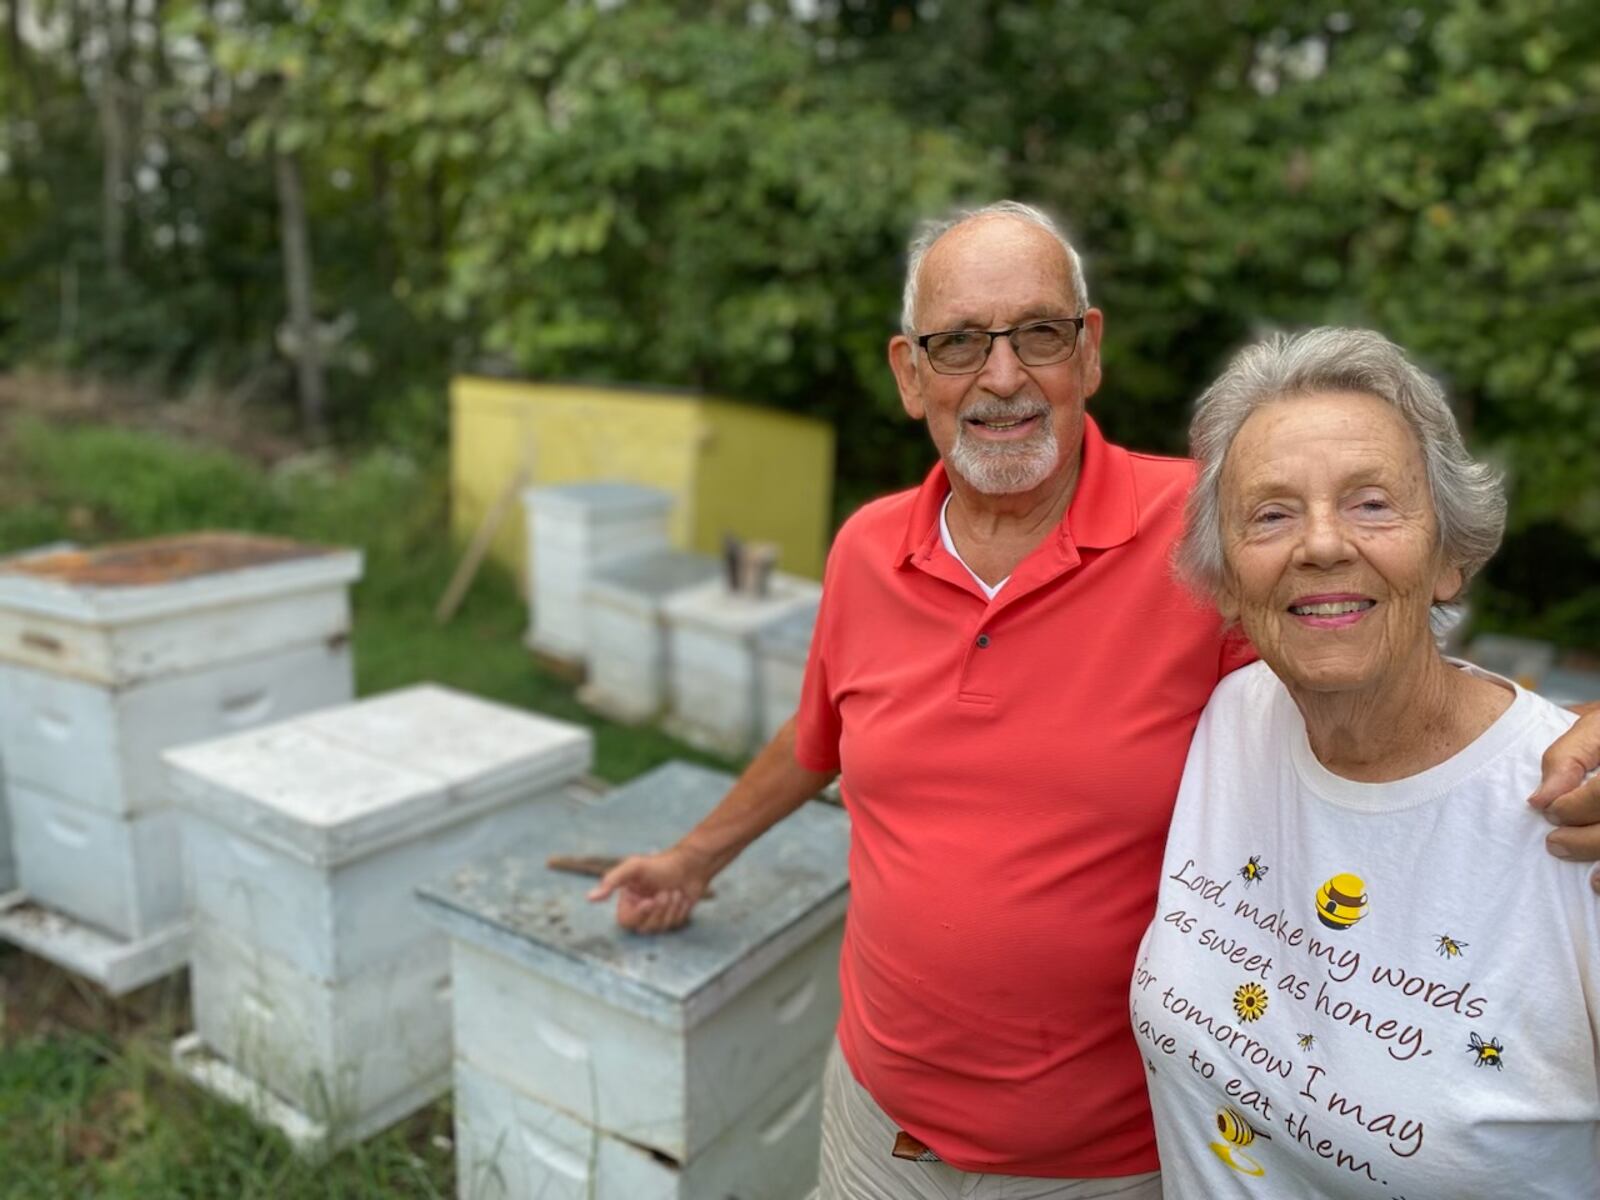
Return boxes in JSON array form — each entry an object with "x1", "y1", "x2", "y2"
[{"x1": 947, "y1": 412, "x2": 1060, "y2": 495}]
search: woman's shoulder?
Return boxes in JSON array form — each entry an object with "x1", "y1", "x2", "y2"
[
  {"x1": 1204, "y1": 658, "x2": 1287, "y2": 716},
  {"x1": 1187, "y1": 660, "x2": 1297, "y2": 767}
]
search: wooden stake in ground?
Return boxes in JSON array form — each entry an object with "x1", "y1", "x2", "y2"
[{"x1": 434, "y1": 467, "x2": 528, "y2": 624}]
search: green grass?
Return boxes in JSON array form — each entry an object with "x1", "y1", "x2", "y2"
[{"x1": 0, "y1": 414, "x2": 740, "y2": 1196}]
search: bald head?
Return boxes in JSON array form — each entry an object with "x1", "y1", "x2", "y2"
[{"x1": 900, "y1": 201, "x2": 1089, "y2": 337}]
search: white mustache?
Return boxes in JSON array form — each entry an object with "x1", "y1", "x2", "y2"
[{"x1": 960, "y1": 396, "x2": 1049, "y2": 424}]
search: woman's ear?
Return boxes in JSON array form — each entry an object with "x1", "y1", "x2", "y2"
[
  {"x1": 1215, "y1": 571, "x2": 1242, "y2": 624},
  {"x1": 1433, "y1": 562, "x2": 1465, "y2": 605}
]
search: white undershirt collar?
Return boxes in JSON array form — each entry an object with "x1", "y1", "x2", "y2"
[{"x1": 939, "y1": 493, "x2": 1009, "y2": 600}]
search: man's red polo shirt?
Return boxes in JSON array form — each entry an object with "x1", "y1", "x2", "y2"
[{"x1": 795, "y1": 416, "x2": 1254, "y2": 1178}]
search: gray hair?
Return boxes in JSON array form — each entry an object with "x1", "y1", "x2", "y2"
[
  {"x1": 900, "y1": 200, "x2": 1090, "y2": 338},
  {"x1": 1177, "y1": 327, "x2": 1505, "y2": 603}
]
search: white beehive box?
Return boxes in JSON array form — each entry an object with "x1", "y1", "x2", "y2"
[
  {"x1": 0, "y1": 773, "x2": 14, "y2": 894},
  {"x1": 0, "y1": 533, "x2": 362, "y2": 991},
  {"x1": 454, "y1": 1053, "x2": 824, "y2": 1200},
  {"x1": 754, "y1": 601, "x2": 817, "y2": 745},
  {"x1": 418, "y1": 760, "x2": 848, "y2": 1187},
  {"x1": 7, "y1": 781, "x2": 184, "y2": 939},
  {"x1": 0, "y1": 639, "x2": 351, "y2": 818},
  {"x1": 165, "y1": 684, "x2": 593, "y2": 1148},
  {"x1": 662, "y1": 576, "x2": 822, "y2": 756},
  {"x1": 523, "y1": 483, "x2": 673, "y2": 663},
  {"x1": 579, "y1": 550, "x2": 719, "y2": 723},
  {"x1": 0, "y1": 533, "x2": 362, "y2": 687}
]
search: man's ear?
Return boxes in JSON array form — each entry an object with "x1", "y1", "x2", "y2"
[
  {"x1": 888, "y1": 335, "x2": 925, "y2": 420},
  {"x1": 1077, "y1": 307, "x2": 1105, "y2": 403}
]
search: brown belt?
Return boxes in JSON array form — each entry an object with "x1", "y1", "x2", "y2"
[{"x1": 892, "y1": 1131, "x2": 941, "y2": 1163}]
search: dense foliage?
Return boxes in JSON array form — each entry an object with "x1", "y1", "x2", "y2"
[{"x1": 1, "y1": 0, "x2": 1595, "y2": 641}]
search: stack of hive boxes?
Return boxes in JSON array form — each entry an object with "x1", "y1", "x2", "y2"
[
  {"x1": 419, "y1": 760, "x2": 850, "y2": 1200},
  {"x1": 754, "y1": 602, "x2": 819, "y2": 744},
  {"x1": 662, "y1": 576, "x2": 822, "y2": 757},
  {"x1": 523, "y1": 483, "x2": 673, "y2": 665},
  {"x1": 0, "y1": 533, "x2": 362, "y2": 992},
  {"x1": 165, "y1": 685, "x2": 592, "y2": 1150},
  {"x1": 579, "y1": 549, "x2": 720, "y2": 723}
]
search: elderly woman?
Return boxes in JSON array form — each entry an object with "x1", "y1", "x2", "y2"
[{"x1": 1131, "y1": 328, "x2": 1599, "y2": 1198}]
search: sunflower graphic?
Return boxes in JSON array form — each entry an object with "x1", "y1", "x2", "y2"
[{"x1": 1233, "y1": 982, "x2": 1269, "y2": 1023}]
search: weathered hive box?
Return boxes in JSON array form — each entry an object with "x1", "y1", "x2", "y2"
[
  {"x1": 0, "y1": 774, "x2": 12, "y2": 894},
  {"x1": 662, "y1": 577, "x2": 823, "y2": 757},
  {"x1": 418, "y1": 760, "x2": 848, "y2": 1199},
  {"x1": 0, "y1": 533, "x2": 362, "y2": 992},
  {"x1": 449, "y1": 376, "x2": 834, "y2": 588},
  {"x1": 0, "y1": 533, "x2": 360, "y2": 686},
  {"x1": 1465, "y1": 633, "x2": 1558, "y2": 691},
  {"x1": 1541, "y1": 665, "x2": 1600, "y2": 707},
  {"x1": 579, "y1": 549, "x2": 720, "y2": 723},
  {"x1": 165, "y1": 685, "x2": 593, "y2": 1151},
  {"x1": 755, "y1": 602, "x2": 818, "y2": 745},
  {"x1": 523, "y1": 483, "x2": 673, "y2": 664}
]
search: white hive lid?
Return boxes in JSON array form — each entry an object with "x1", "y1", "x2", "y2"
[
  {"x1": 417, "y1": 760, "x2": 849, "y2": 1029},
  {"x1": 0, "y1": 532, "x2": 364, "y2": 624},
  {"x1": 589, "y1": 549, "x2": 720, "y2": 605},
  {"x1": 521, "y1": 482, "x2": 673, "y2": 523},
  {"x1": 164, "y1": 684, "x2": 593, "y2": 867},
  {"x1": 661, "y1": 573, "x2": 822, "y2": 637}
]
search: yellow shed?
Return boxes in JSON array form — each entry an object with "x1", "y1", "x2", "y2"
[{"x1": 450, "y1": 376, "x2": 835, "y2": 585}]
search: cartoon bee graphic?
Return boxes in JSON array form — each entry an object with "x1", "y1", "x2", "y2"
[
  {"x1": 1297, "y1": 1033, "x2": 1316, "y2": 1051},
  {"x1": 1238, "y1": 855, "x2": 1269, "y2": 887},
  {"x1": 1314, "y1": 873, "x2": 1368, "y2": 931},
  {"x1": 1435, "y1": 933, "x2": 1468, "y2": 959},
  {"x1": 1467, "y1": 1033, "x2": 1504, "y2": 1071},
  {"x1": 1210, "y1": 1105, "x2": 1271, "y2": 1176}
]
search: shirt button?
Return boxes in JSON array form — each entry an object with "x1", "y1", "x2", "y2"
[{"x1": 976, "y1": 634, "x2": 991, "y2": 648}]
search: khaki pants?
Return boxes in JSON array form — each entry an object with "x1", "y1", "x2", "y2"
[{"x1": 814, "y1": 1041, "x2": 1162, "y2": 1200}]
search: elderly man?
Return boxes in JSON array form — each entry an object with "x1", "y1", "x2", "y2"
[{"x1": 590, "y1": 201, "x2": 1600, "y2": 1199}]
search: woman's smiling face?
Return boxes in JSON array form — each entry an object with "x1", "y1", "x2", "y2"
[{"x1": 1217, "y1": 390, "x2": 1463, "y2": 696}]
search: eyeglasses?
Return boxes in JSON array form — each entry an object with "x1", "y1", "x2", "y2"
[{"x1": 914, "y1": 317, "x2": 1086, "y2": 375}]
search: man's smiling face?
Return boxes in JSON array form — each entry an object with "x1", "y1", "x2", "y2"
[{"x1": 889, "y1": 215, "x2": 1103, "y2": 497}]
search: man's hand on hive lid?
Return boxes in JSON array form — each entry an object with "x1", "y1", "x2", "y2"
[
  {"x1": 588, "y1": 846, "x2": 713, "y2": 933},
  {"x1": 1531, "y1": 701, "x2": 1600, "y2": 888}
]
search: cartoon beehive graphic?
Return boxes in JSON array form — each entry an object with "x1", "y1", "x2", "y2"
[
  {"x1": 1314, "y1": 873, "x2": 1368, "y2": 931},
  {"x1": 1210, "y1": 1105, "x2": 1271, "y2": 1176}
]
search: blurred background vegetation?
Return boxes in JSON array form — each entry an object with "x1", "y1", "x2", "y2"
[
  {"x1": 1, "y1": 0, "x2": 1596, "y2": 646},
  {"x1": 0, "y1": 4, "x2": 1594, "y2": 1190}
]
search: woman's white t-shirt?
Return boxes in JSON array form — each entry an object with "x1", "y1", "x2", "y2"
[{"x1": 1133, "y1": 661, "x2": 1600, "y2": 1199}]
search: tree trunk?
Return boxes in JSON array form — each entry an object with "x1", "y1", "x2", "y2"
[
  {"x1": 97, "y1": 1, "x2": 127, "y2": 278},
  {"x1": 275, "y1": 148, "x2": 327, "y2": 438},
  {"x1": 6, "y1": 0, "x2": 32, "y2": 110}
]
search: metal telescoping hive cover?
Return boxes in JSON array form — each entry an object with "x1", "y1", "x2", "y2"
[
  {"x1": 0, "y1": 532, "x2": 363, "y2": 622},
  {"x1": 163, "y1": 685, "x2": 593, "y2": 867},
  {"x1": 590, "y1": 550, "x2": 720, "y2": 605},
  {"x1": 417, "y1": 760, "x2": 849, "y2": 1028}
]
